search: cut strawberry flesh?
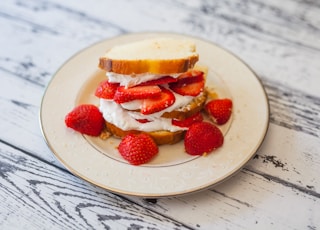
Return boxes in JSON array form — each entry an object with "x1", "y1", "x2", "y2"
[
  {"x1": 169, "y1": 70, "x2": 205, "y2": 96},
  {"x1": 136, "y1": 119, "x2": 151, "y2": 123},
  {"x1": 95, "y1": 80, "x2": 120, "y2": 99},
  {"x1": 141, "y1": 87, "x2": 175, "y2": 115},
  {"x1": 113, "y1": 85, "x2": 161, "y2": 103},
  {"x1": 170, "y1": 79, "x2": 204, "y2": 96},
  {"x1": 177, "y1": 74, "x2": 203, "y2": 86},
  {"x1": 178, "y1": 70, "x2": 203, "y2": 79},
  {"x1": 138, "y1": 76, "x2": 177, "y2": 86},
  {"x1": 172, "y1": 111, "x2": 203, "y2": 127},
  {"x1": 175, "y1": 70, "x2": 204, "y2": 87}
]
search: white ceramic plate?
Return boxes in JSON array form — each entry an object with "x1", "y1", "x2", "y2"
[{"x1": 40, "y1": 33, "x2": 269, "y2": 198}]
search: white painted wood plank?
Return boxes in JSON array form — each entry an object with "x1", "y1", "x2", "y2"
[
  {"x1": 248, "y1": 124, "x2": 320, "y2": 194},
  {"x1": 128, "y1": 167, "x2": 320, "y2": 229},
  {"x1": 0, "y1": 142, "x2": 192, "y2": 230}
]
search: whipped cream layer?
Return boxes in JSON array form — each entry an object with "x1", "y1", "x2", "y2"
[
  {"x1": 100, "y1": 99, "x2": 187, "y2": 132},
  {"x1": 100, "y1": 71, "x2": 201, "y2": 132},
  {"x1": 120, "y1": 89, "x2": 193, "y2": 112},
  {"x1": 107, "y1": 72, "x2": 180, "y2": 87}
]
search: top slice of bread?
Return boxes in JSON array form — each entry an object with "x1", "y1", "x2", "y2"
[{"x1": 99, "y1": 38, "x2": 199, "y2": 75}]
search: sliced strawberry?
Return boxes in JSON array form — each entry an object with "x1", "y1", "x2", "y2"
[
  {"x1": 175, "y1": 70, "x2": 204, "y2": 86},
  {"x1": 118, "y1": 133, "x2": 158, "y2": 165},
  {"x1": 169, "y1": 79, "x2": 204, "y2": 96},
  {"x1": 169, "y1": 70, "x2": 205, "y2": 96},
  {"x1": 172, "y1": 111, "x2": 203, "y2": 127},
  {"x1": 178, "y1": 70, "x2": 204, "y2": 79},
  {"x1": 95, "y1": 80, "x2": 120, "y2": 99},
  {"x1": 184, "y1": 121, "x2": 224, "y2": 155},
  {"x1": 113, "y1": 85, "x2": 161, "y2": 103},
  {"x1": 136, "y1": 119, "x2": 151, "y2": 123},
  {"x1": 141, "y1": 87, "x2": 175, "y2": 115},
  {"x1": 138, "y1": 76, "x2": 177, "y2": 86},
  {"x1": 205, "y1": 98, "x2": 232, "y2": 125},
  {"x1": 65, "y1": 104, "x2": 104, "y2": 136}
]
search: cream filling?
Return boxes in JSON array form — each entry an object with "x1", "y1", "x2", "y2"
[
  {"x1": 107, "y1": 72, "x2": 180, "y2": 87},
  {"x1": 100, "y1": 72, "x2": 201, "y2": 132},
  {"x1": 99, "y1": 99, "x2": 187, "y2": 132}
]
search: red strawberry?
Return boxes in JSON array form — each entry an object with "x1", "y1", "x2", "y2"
[
  {"x1": 95, "y1": 80, "x2": 119, "y2": 99},
  {"x1": 113, "y1": 85, "x2": 161, "y2": 103},
  {"x1": 138, "y1": 76, "x2": 177, "y2": 86},
  {"x1": 205, "y1": 98, "x2": 232, "y2": 125},
  {"x1": 175, "y1": 70, "x2": 204, "y2": 86},
  {"x1": 184, "y1": 121, "x2": 224, "y2": 155},
  {"x1": 172, "y1": 111, "x2": 203, "y2": 127},
  {"x1": 141, "y1": 87, "x2": 175, "y2": 115},
  {"x1": 118, "y1": 133, "x2": 158, "y2": 165},
  {"x1": 65, "y1": 104, "x2": 104, "y2": 136},
  {"x1": 169, "y1": 79, "x2": 204, "y2": 96},
  {"x1": 136, "y1": 119, "x2": 151, "y2": 123},
  {"x1": 177, "y1": 70, "x2": 203, "y2": 79}
]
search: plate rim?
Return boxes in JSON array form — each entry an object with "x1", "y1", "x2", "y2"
[{"x1": 39, "y1": 32, "x2": 270, "y2": 198}]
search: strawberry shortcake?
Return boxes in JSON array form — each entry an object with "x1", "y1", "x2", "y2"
[{"x1": 96, "y1": 38, "x2": 208, "y2": 145}]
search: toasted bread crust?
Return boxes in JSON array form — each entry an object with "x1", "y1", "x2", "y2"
[
  {"x1": 99, "y1": 56, "x2": 199, "y2": 75},
  {"x1": 105, "y1": 121, "x2": 185, "y2": 145},
  {"x1": 161, "y1": 90, "x2": 207, "y2": 119}
]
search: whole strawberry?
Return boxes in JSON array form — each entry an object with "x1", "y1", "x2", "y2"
[
  {"x1": 205, "y1": 98, "x2": 232, "y2": 125},
  {"x1": 118, "y1": 133, "x2": 158, "y2": 165},
  {"x1": 65, "y1": 104, "x2": 104, "y2": 136},
  {"x1": 184, "y1": 121, "x2": 224, "y2": 155}
]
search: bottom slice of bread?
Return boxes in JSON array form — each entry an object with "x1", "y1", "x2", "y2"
[{"x1": 105, "y1": 121, "x2": 185, "y2": 145}]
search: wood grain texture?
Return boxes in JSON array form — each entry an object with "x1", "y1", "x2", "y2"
[
  {"x1": 263, "y1": 78, "x2": 320, "y2": 138},
  {"x1": 0, "y1": 142, "x2": 193, "y2": 230},
  {"x1": 128, "y1": 168, "x2": 320, "y2": 229},
  {"x1": 1, "y1": 0, "x2": 320, "y2": 229},
  {"x1": 1, "y1": 138, "x2": 319, "y2": 230}
]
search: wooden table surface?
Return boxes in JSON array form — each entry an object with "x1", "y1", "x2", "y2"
[{"x1": 1, "y1": 0, "x2": 319, "y2": 229}]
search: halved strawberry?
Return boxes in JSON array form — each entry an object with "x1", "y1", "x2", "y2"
[
  {"x1": 205, "y1": 98, "x2": 232, "y2": 125},
  {"x1": 169, "y1": 70, "x2": 204, "y2": 96},
  {"x1": 175, "y1": 70, "x2": 204, "y2": 86},
  {"x1": 169, "y1": 79, "x2": 204, "y2": 96},
  {"x1": 141, "y1": 87, "x2": 175, "y2": 115},
  {"x1": 178, "y1": 70, "x2": 203, "y2": 79},
  {"x1": 65, "y1": 104, "x2": 104, "y2": 136},
  {"x1": 95, "y1": 80, "x2": 120, "y2": 99},
  {"x1": 118, "y1": 133, "x2": 158, "y2": 165},
  {"x1": 138, "y1": 76, "x2": 177, "y2": 86},
  {"x1": 172, "y1": 111, "x2": 203, "y2": 127},
  {"x1": 113, "y1": 85, "x2": 161, "y2": 103}
]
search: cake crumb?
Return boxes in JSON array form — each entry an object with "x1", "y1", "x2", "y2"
[
  {"x1": 100, "y1": 130, "x2": 111, "y2": 140},
  {"x1": 206, "y1": 87, "x2": 218, "y2": 99}
]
